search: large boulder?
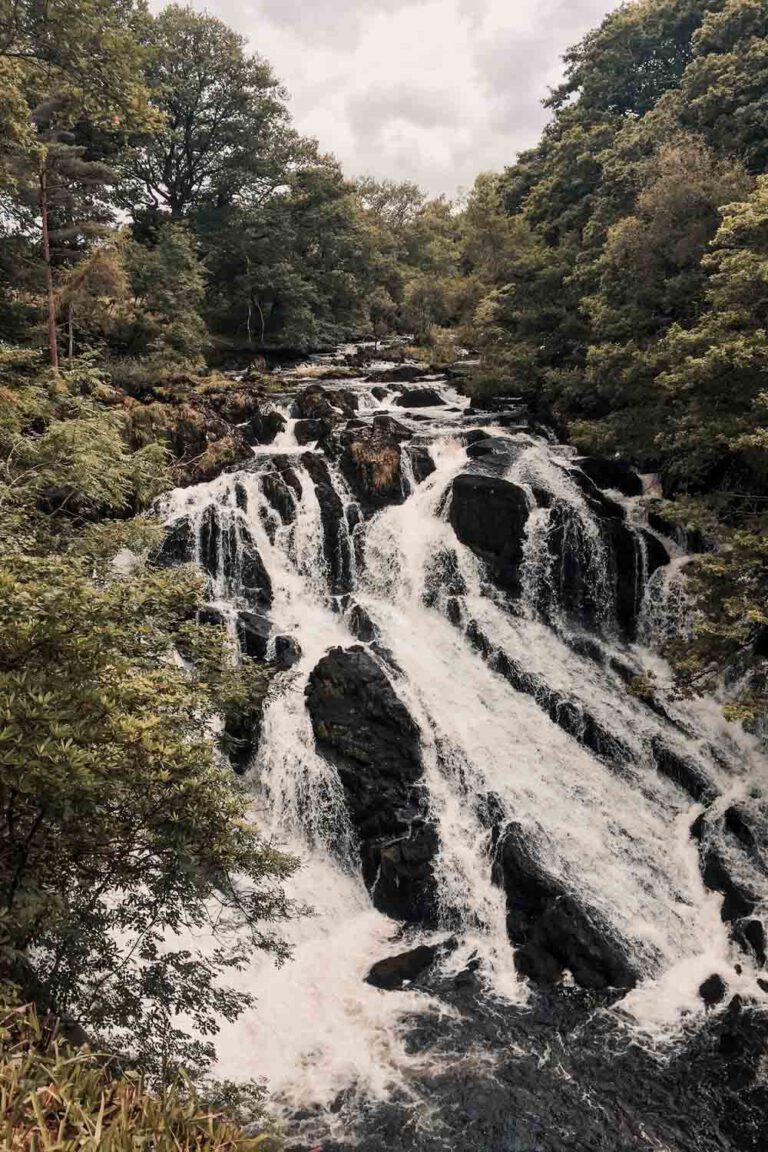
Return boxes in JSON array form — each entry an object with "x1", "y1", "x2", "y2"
[
  {"x1": 574, "y1": 456, "x2": 643, "y2": 498},
  {"x1": 492, "y1": 824, "x2": 638, "y2": 991},
  {"x1": 541, "y1": 483, "x2": 669, "y2": 639},
  {"x1": 305, "y1": 646, "x2": 437, "y2": 922},
  {"x1": 260, "y1": 469, "x2": 297, "y2": 525},
  {"x1": 301, "y1": 453, "x2": 354, "y2": 595},
  {"x1": 151, "y1": 516, "x2": 195, "y2": 567},
  {"x1": 237, "y1": 609, "x2": 271, "y2": 661},
  {"x1": 365, "y1": 942, "x2": 443, "y2": 990},
  {"x1": 295, "y1": 417, "x2": 332, "y2": 445},
  {"x1": 339, "y1": 415, "x2": 413, "y2": 514},
  {"x1": 295, "y1": 384, "x2": 337, "y2": 422},
  {"x1": 395, "y1": 387, "x2": 445, "y2": 408},
  {"x1": 249, "y1": 408, "x2": 286, "y2": 445},
  {"x1": 195, "y1": 507, "x2": 272, "y2": 609},
  {"x1": 295, "y1": 384, "x2": 357, "y2": 425},
  {"x1": 449, "y1": 473, "x2": 530, "y2": 597},
  {"x1": 651, "y1": 738, "x2": 718, "y2": 804},
  {"x1": 406, "y1": 445, "x2": 436, "y2": 484}
]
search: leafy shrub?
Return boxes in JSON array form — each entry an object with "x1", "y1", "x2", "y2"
[{"x1": 0, "y1": 1001, "x2": 278, "y2": 1150}]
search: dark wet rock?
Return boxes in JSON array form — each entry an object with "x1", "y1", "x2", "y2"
[
  {"x1": 464, "y1": 619, "x2": 632, "y2": 767},
  {"x1": 467, "y1": 394, "x2": 523, "y2": 412},
  {"x1": 366, "y1": 942, "x2": 443, "y2": 990},
  {"x1": 197, "y1": 605, "x2": 227, "y2": 628},
  {"x1": 724, "y1": 806, "x2": 758, "y2": 855},
  {"x1": 699, "y1": 973, "x2": 727, "y2": 1008},
  {"x1": 197, "y1": 506, "x2": 220, "y2": 578},
  {"x1": 271, "y1": 456, "x2": 302, "y2": 499},
  {"x1": 194, "y1": 505, "x2": 270, "y2": 603},
  {"x1": 368, "y1": 413, "x2": 410, "y2": 439},
  {"x1": 651, "y1": 738, "x2": 718, "y2": 803},
  {"x1": 274, "y1": 634, "x2": 302, "y2": 670},
  {"x1": 345, "y1": 417, "x2": 368, "y2": 431},
  {"x1": 492, "y1": 824, "x2": 638, "y2": 991},
  {"x1": 151, "y1": 516, "x2": 195, "y2": 567},
  {"x1": 449, "y1": 473, "x2": 529, "y2": 597},
  {"x1": 237, "y1": 610, "x2": 271, "y2": 661},
  {"x1": 691, "y1": 812, "x2": 707, "y2": 841},
  {"x1": 250, "y1": 407, "x2": 286, "y2": 445},
  {"x1": 295, "y1": 417, "x2": 332, "y2": 444},
  {"x1": 642, "y1": 527, "x2": 671, "y2": 572},
  {"x1": 423, "y1": 548, "x2": 467, "y2": 609},
  {"x1": 338, "y1": 417, "x2": 411, "y2": 514},
  {"x1": 365, "y1": 364, "x2": 427, "y2": 384},
  {"x1": 701, "y1": 844, "x2": 758, "y2": 922},
  {"x1": 295, "y1": 384, "x2": 337, "y2": 421},
  {"x1": 305, "y1": 646, "x2": 437, "y2": 922},
  {"x1": 260, "y1": 469, "x2": 296, "y2": 524},
  {"x1": 406, "y1": 445, "x2": 435, "y2": 484},
  {"x1": 334, "y1": 388, "x2": 359, "y2": 416},
  {"x1": 370, "y1": 385, "x2": 390, "y2": 400},
  {"x1": 733, "y1": 918, "x2": 766, "y2": 965},
  {"x1": 464, "y1": 436, "x2": 524, "y2": 470},
  {"x1": 543, "y1": 492, "x2": 668, "y2": 639},
  {"x1": 395, "y1": 386, "x2": 445, "y2": 408},
  {"x1": 461, "y1": 429, "x2": 491, "y2": 446},
  {"x1": 648, "y1": 507, "x2": 707, "y2": 553},
  {"x1": 575, "y1": 456, "x2": 643, "y2": 497},
  {"x1": 302, "y1": 452, "x2": 353, "y2": 594},
  {"x1": 348, "y1": 603, "x2": 377, "y2": 642},
  {"x1": 239, "y1": 524, "x2": 273, "y2": 609},
  {"x1": 224, "y1": 710, "x2": 261, "y2": 774}
]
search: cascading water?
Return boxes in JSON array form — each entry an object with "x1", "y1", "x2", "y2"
[{"x1": 155, "y1": 351, "x2": 768, "y2": 1151}]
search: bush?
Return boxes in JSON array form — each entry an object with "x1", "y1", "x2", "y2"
[{"x1": 0, "y1": 1001, "x2": 278, "y2": 1150}]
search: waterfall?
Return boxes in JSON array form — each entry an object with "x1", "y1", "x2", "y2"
[{"x1": 155, "y1": 352, "x2": 768, "y2": 1150}]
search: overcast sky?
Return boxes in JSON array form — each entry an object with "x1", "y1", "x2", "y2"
[{"x1": 158, "y1": 0, "x2": 620, "y2": 197}]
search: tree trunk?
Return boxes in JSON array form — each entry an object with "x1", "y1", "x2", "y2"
[
  {"x1": 67, "y1": 303, "x2": 74, "y2": 366},
  {"x1": 39, "y1": 160, "x2": 59, "y2": 372}
]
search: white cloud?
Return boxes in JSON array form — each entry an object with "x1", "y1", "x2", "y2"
[{"x1": 151, "y1": 0, "x2": 621, "y2": 196}]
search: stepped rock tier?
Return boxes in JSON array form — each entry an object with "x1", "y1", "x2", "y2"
[{"x1": 155, "y1": 345, "x2": 768, "y2": 1152}]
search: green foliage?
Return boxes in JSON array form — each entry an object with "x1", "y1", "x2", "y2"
[
  {"x1": 0, "y1": 0, "x2": 156, "y2": 132},
  {"x1": 666, "y1": 530, "x2": 768, "y2": 725},
  {"x1": 465, "y1": 0, "x2": 768, "y2": 722},
  {"x1": 0, "y1": 542, "x2": 294, "y2": 1075},
  {"x1": 123, "y1": 3, "x2": 292, "y2": 220},
  {"x1": 0, "y1": 1000, "x2": 278, "y2": 1148},
  {"x1": 125, "y1": 223, "x2": 208, "y2": 364},
  {"x1": 0, "y1": 346, "x2": 292, "y2": 1082}
]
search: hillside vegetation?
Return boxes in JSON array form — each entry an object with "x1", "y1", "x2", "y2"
[{"x1": 0, "y1": 0, "x2": 766, "y2": 1144}]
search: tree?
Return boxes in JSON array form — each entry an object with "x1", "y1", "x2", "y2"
[
  {"x1": 123, "y1": 4, "x2": 293, "y2": 220},
  {"x1": 657, "y1": 176, "x2": 768, "y2": 497},
  {"x1": 125, "y1": 222, "x2": 208, "y2": 363},
  {"x1": 680, "y1": 0, "x2": 768, "y2": 173},
  {"x1": 0, "y1": 0, "x2": 154, "y2": 129},
  {"x1": 57, "y1": 242, "x2": 129, "y2": 363},
  {"x1": 200, "y1": 158, "x2": 378, "y2": 349},
  {"x1": 549, "y1": 0, "x2": 712, "y2": 120},
  {"x1": 0, "y1": 548, "x2": 294, "y2": 1074},
  {"x1": 5, "y1": 102, "x2": 118, "y2": 369}
]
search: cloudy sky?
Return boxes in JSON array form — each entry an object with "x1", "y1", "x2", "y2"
[{"x1": 158, "y1": 0, "x2": 620, "y2": 197}]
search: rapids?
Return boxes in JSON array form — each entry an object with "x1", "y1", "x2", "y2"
[{"x1": 156, "y1": 348, "x2": 768, "y2": 1151}]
